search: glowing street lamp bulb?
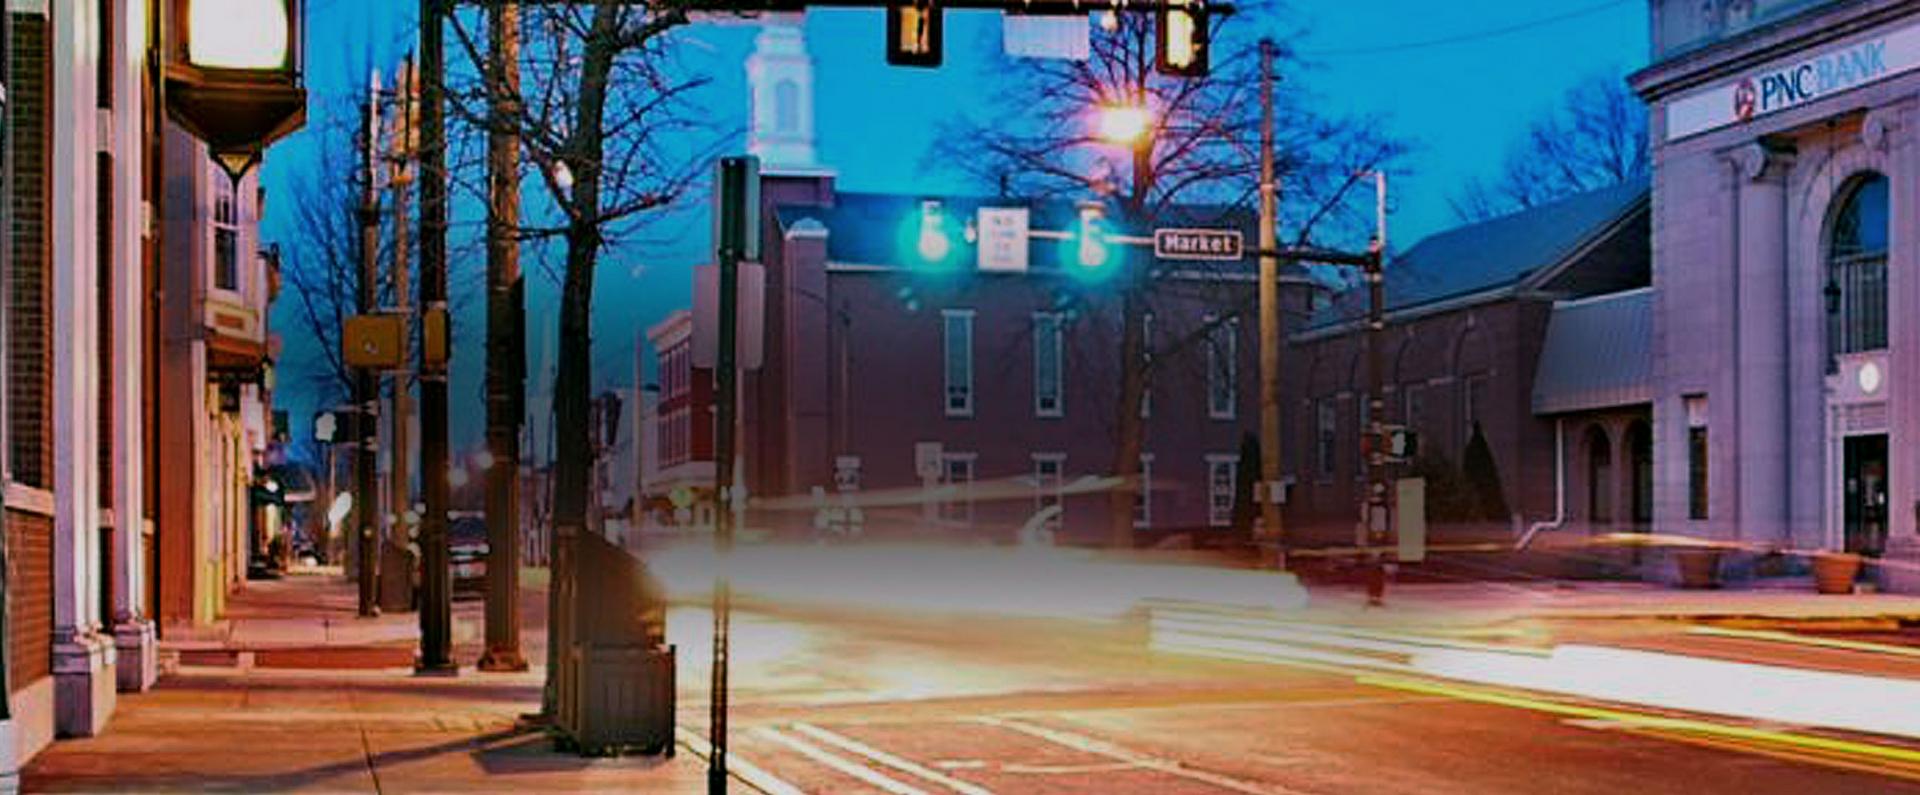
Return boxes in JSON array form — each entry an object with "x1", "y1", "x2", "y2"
[
  {"x1": 188, "y1": 0, "x2": 292, "y2": 70},
  {"x1": 1099, "y1": 10, "x2": 1120, "y2": 31},
  {"x1": 1098, "y1": 105, "x2": 1151, "y2": 146},
  {"x1": 449, "y1": 467, "x2": 470, "y2": 489},
  {"x1": 474, "y1": 450, "x2": 496, "y2": 471}
]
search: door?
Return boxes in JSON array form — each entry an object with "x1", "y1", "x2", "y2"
[{"x1": 1843, "y1": 434, "x2": 1890, "y2": 557}]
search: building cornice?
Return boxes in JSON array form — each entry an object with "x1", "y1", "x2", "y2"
[{"x1": 1632, "y1": 0, "x2": 1920, "y2": 102}]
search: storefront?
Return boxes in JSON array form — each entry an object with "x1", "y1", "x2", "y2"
[{"x1": 1632, "y1": 0, "x2": 1920, "y2": 587}]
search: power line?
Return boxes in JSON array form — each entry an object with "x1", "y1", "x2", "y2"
[{"x1": 1298, "y1": 0, "x2": 1630, "y2": 58}]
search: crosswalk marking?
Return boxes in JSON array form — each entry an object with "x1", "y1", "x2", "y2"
[
  {"x1": 973, "y1": 715, "x2": 1308, "y2": 795},
  {"x1": 789, "y1": 723, "x2": 998, "y2": 795},
  {"x1": 752, "y1": 725, "x2": 935, "y2": 795}
]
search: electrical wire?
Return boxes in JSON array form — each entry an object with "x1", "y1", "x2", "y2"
[{"x1": 1298, "y1": 0, "x2": 1630, "y2": 58}]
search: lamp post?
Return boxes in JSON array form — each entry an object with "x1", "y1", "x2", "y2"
[{"x1": 162, "y1": 0, "x2": 306, "y2": 182}]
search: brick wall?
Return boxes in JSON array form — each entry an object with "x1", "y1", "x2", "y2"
[
  {"x1": 9, "y1": 12, "x2": 50, "y2": 489},
  {"x1": 8, "y1": 509, "x2": 52, "y2": 693}
]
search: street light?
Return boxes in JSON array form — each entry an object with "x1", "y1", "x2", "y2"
[
  {"x1": 165, "y1": 0, "x2": 307, "y2": 181},
  {"x1": 1096, "y1": 103, "x2": 1151, "y2": 147}
]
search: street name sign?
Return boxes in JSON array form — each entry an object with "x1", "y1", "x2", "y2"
[{"x1": 1154, "y1": 228, "x2": 1243, "y2": 261}]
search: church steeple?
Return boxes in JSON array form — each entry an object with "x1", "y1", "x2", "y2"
[{"x1": 746, "y1": 16, "x2": 818, "y2": 171}]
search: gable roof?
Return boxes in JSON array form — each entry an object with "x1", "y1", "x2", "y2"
[{"x1": 1301, "y1": 177, "x2": 1649, "y2": 334}]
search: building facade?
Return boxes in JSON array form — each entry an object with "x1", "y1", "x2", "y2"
[
  {"x1": 1630, "y1": 0, "x2": 1920, "y2": 586},
  {"x1": 1285, "y1": 183, "x2": 1653, "y2": 554}
]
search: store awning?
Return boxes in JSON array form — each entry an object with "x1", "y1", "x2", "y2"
[{"x1": 1532, "y1": 288, "x2": 1653, "y2": 415}]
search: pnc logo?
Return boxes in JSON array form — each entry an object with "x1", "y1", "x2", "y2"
[{"x1": 1733, "y1": 78, "x2": 1757, "y2": 121}]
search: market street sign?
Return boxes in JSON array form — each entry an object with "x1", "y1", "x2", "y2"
[{"x1": 1154, "y1": 228, "x2": 1243, "y2": 261}]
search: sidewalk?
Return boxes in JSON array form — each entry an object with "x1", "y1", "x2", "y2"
[{"x1": 21, "y1": 666, "x2": 710, "y2": 793}]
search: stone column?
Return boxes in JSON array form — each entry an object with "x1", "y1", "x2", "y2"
[
  {"x1": 1731, "y1": 142, "x2": 1795, "y2": 545},
  {"x1": 49, "y1": 0, "x2": 116, "y2": 738},
  {"x1": 109, "y1": 0, "x2": 155, "y2": 693},
  {"x1": 1869, "y1": 103, "x2": 1920, "y2": 591}
]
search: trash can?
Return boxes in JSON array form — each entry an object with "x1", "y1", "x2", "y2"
[{"x1": 553, "y1": 527, "x2": 675, "y2": 756}]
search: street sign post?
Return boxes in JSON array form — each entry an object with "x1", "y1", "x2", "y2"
[{"x1": 1153, "y1": 228, "x2": 1243, "y2": 261}]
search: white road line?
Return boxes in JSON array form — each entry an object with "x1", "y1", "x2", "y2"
[
  {"x1": 675, "y1": 725, "x2": 808, "y2": 795},
  {"x1": 973, "y1": 716, "x2": 1309, "y2": 795},
  {"x1": 789, "y1": 723, "x2": 997, "y2": 795},
  {"x1": 752, "y1": 725, "x2": 934, "y2": 795}
]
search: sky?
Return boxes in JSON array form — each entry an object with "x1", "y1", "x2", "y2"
[{"x1": 264, "y1": 0, "x2": 1647, "y2": 457}]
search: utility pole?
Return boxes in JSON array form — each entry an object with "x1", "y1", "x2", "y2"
[
  {"x1": 710, "y1": 154, "x2": 757, "y2": 795},
  {"x1": 416, "y1": 0, "x2": 455, "y2": 674},
  {"x1": 388, "y1": 54, "x2": 416, "y2": 613},
  {"x1": 1364, "y1": 171, "x2": 1389, "y2": 606},
  {"x1": 479, "y1": 0, "x2": 529, "y2": 673},
  {"x1": 1256, "y1": 38, "x2": 1285, "y2": 568},
  {"x1": 355, "y1": 74, "x2": 382, "y2": 618}
]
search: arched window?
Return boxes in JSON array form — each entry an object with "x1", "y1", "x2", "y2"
[
  {"x1": 1586, "y1": 425, "x2": 1612, "y2": 524},
  {"x1": 774, "y1": 80, "x2": 800, "y2": 133},
  {"x1": 1827, "y1": 174, "x2": 1889, "y2": 356}
]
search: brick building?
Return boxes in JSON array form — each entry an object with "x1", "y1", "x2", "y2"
[{"x1": 1284, "y1": 181, "x2": 1652, "y2": 551}]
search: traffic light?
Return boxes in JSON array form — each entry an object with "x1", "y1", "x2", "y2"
[
  {"x1": 1156, "y1": 0, "x2": 1209, "y2": 77},
  {"x1": 900, "y1": 199, "x2": 960, "y2": 271},
  {"x1": 1060, "y1": 202, "x2": 1120, "y2": 280},
  {"x1": 887, "y1": 1, "x2": 943, "y2": 67}
]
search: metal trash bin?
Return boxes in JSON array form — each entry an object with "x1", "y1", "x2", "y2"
[{"x1": 553, "y1": 526, "x2": 675, "y2": 756}]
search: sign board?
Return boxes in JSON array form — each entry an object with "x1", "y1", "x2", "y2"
[
  {"x1": 1153, "y1": 228, "x2": 1243, "y2": 261},
  {"x1": 1003, "y1": 13, "x2": 1090, "y2": 60},
  {"x1": 692, "y1": 262, "x2": 766, "y2": 370},
  {"x1": 1396, "y1": 478, "x2": 1427, "y2": 563},
  {"x1": 313, "y1": 411, "x2": 338, "y2": 444},
  {"x1": 1667, "y1": 22, "x2": 1918, "y2": 141},
  {"x1": 342, "y1": 313, "x2": 405, "y2": 370},
  {"x1": 914, "y1": 442, "x2": 944, "y2": 481},
  {"x1": 976, "y1": 207, "x2": 1030, "y2": 272}
]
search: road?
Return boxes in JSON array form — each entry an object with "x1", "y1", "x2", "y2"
[{"x1": 663, "y1": 600, "x2": 1920, "y2": 794}]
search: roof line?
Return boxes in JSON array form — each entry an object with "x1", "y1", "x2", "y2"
[{"x1": 1516, "y1": 191, "x2": 1651, "y2": 293}]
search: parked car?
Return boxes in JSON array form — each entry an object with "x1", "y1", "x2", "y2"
[{"x1": 449, "y1": 513, "x2": 489, "y2": 599}]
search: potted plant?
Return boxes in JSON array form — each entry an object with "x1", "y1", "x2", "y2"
[
  {"x1": 1812, "y1": 551, "x2": 1862, "y2": 595},
  {"x1": 1674, "y1": 546, "x2": 1722, "y2": 589}
]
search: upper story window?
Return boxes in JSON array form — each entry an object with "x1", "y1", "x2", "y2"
[
  {"x1": 1206, "y1": 316, "x2": 1238, "y2": 420},
  {"x1": 1033, "y1": 312, "x2": 1064, "y2": 417},
  {"x1": 774, "y1": 80, "x2": 799, "y2": 133},
  {"x1": 214, "y1": 182, "x2": 240, "y2": 292},
  {"x1": 943, "y1": 309, "x2": 975, "y2": 417},
  {"x1": 1828, "y1": 173, "x2": 1889, "y2": 357}
]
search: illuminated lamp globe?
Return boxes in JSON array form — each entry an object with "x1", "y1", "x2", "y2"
[{"x1": 188, "y1": 0, "x2": 292, "y2": 70}]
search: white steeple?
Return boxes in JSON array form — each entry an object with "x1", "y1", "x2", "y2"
[{"x1": 746, "y1": 15, "x2": 819, "y2": 171}]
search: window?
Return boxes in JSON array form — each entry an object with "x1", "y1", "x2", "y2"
[
  {"x1": 774, "y1": 80, "x2": 799, "y2": 133},
  {"x1": 943, "y1": 310, "x2": 974, "y2": 416},
  {"x1": 1827, "y1": 174, "x2": 1889, "y2": 357},
  {"x1": 1316, "y1": 400, "x2": 1337, "y2": 480},
  {"x1": 1206, "y1": 316, "x2": 1238, "y2": 420},
  {"x1": 1140, "y1": 312, "x2": 1153, "y2": 419},
  {"x1": 1462, "y1": 374, "x2": 1488, "y2": 445},
  {"x1": 1355, "y1": 396, "x2": 1371, "y2": 482},
  {"x1": 1686, "y1": 395, "x2": 1709, "y2": 520},
  {"x1": 939, "y1": 452, "x2": 976, "y2": 524},
  {"x1": 1032, "y1": 453, "x2": 1064, "y2": 529},
  {"x1": 1401, "y1": 383, "x2": 1425, "y2": 436},
  {"x1": 1033, "y1": 313, "x2": 1064, "y2": 417},
  {"x1": 214, "y1": 183, "x2": 240, "y2": 292},
  {"x1": 1133, "y1": 454, "x2": 1154, "y2": 529},
  {"x1": 1207, "y1": 455, "x2": 1238, "y2": 527}
]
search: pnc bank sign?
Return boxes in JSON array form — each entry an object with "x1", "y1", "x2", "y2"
[{"x1": 1667, "y1": 24, "x2": 1919, "y2": 141}]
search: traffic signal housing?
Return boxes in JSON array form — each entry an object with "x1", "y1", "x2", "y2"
[
  {"x1": 887, "y1": 1, "x2": 943, "y2": 67},
  {"x1": 1157, "y1": 0, "x2": 1209, "y2": 76}
]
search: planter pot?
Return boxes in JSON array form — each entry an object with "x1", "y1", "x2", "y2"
[
  {"x1": 1812, "y1": 552, "x2": 1862, "y2": 595},
  {"x1": 1674, "y1": 548, "x2": 1722, "y2": 589}
]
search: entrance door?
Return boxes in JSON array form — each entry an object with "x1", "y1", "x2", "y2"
[{"x1": 1843, "y1": 434, "x2": 1890, "y2": 557}]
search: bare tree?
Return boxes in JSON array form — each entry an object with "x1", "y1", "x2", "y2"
[
  {"x1": 444, "y1": 2, "x2": 714, "y2": 534},
  {"x1": 1451, "y1": 73, "x2": 1648, "y2": 222},
  {"x1": 277, "y1": 99, "x2": 373, "y2": 410},
  {"x1": 933, "y1": 15, "x2": 1400, "y2": 547}
]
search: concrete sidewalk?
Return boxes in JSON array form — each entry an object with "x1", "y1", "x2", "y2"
[{"x1": 20, "y1": 666, "x2": 708, "y2": 793}]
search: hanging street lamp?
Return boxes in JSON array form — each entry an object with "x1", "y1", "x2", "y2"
[{"x1": 163, "y1": 0, "x2": 307, "y2": 181}]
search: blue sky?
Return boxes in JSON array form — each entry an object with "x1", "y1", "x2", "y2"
[{"x1": 265, "y1": 0, "x2": 1647, "y2": 454}]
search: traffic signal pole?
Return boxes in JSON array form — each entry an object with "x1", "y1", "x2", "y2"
[
  {"x1": 1256, "y1": 38, "x2": 1285, "y2": 568},
  {"x1": 355, "y1": 80, "x2": 381, "y2": 619},
  {"x1": 416, "y1": 0, "x2": 456, "y2": 675},
  {"x1": 1364, "y1": 172, "x2": 1389, "y2": 606}
]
